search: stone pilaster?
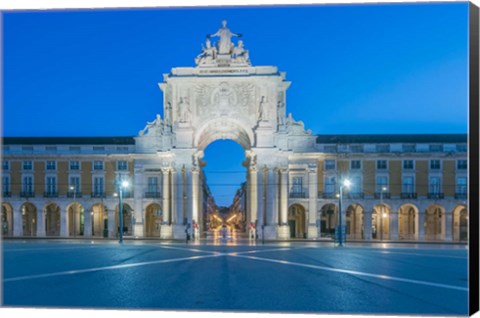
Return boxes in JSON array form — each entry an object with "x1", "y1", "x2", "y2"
[
  {"x1": 445, "y1": 212, "x2": 452, "y2": 241},
  {"x1": 162, "y1": 168, "x2": 170, "y2": 224},
  {"x1": 108, "y1": 208, "x2": 115, "y2": 238},
  {"x1": 249, "y1": 165, "x2": 258, "y2": 226},
  {"x1": 14, "y1": 207, "x2": 22, "y2": 236},
  {"x1": 363, "y1": 210, "x2": 373, "y2": 240},
  {"x1": 192, "y1": 167, "x2": 200, "y2": 225},
  {"x1": 36, "y1": 209, "x2": 45, "y2": 237},
  {"x1": 277, "y1": 168, "x2": 290, "y2": 239},
  {"x1": 307, "y1": 164, "x2": 318, "y2": 238},
  {"x1": 390, "y1": 210, "x2": 399, "y2": 240},
  {"x1": 133, "y1": 169, "x2": 144, "y2": 238},
  {"x1": 60, "y1": 206, "x2": 68, "y2": 237},
  {"x1": 257, "y1": 167, "x2": 265, "y2": 227},
  {"x1": 84, "y1": 207, "x2": 92, "y2": 237},
  {"x1": 418, "y1": 212, "x2": 425, "y2": 240}
]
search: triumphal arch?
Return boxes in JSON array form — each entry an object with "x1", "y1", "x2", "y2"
[{"x1": 135, "y1": 20, "x2": 316, "y2": 239}]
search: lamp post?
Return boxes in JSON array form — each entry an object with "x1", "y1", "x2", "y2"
[
  {"x1": 117, "y1": 180, "x2": 129, "y2": 244},
  {"x1": 380, "y1": 186, "x2": 387, "y2": 241},
  {"x1": 338, "y1": 179, "x2": 351, "y2": 247},
  {"x1": 70, "y1": 186, "x2": 76, "y2": 238}
]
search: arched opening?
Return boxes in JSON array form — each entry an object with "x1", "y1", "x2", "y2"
[
  {"x1": 68, "y1": 203, "x2": 84, "y2": 236},
  {"x1": 319, "y1": 203, "x2": 338, "y2": 238},
  {"x1": 398, "y1": 204, "x2": 418, "y2": 240},
  {"x1": 346, "y1": 204, "x2": 364, "y2": 240},
  {"x1": 452, "y1": 205, "x2": 468, "y2": 241},
  {"x1": 202, "y1": 139, "x2": 247, "y2": 238},
  {"x1": 288, "y1": 204, "x2": 306, "y2": 238},
  {"x1": 21, "y1": 203, "x2": 37, "y2": 236},
  {"x1": 425, "y1": 205, "x2": 445, "y2": 240},
  {"x1": 372, "y1": 204, "x2": 391, "y2": 240},
  {"x1": 91, "y1": 204, "x2": 107, "y2": 237},
  {"x1": 45, "y1": 203, "x2": 60, "y2": 236},
  {"x1": 115, "y1": 203, "x2": 133, "y2": 236},
  {"x1": 145, "y1": 203, "x2": 162, "y2": 237},
  {"x1": 2, "y1": 203, "x2": 14, "y2": 236}
]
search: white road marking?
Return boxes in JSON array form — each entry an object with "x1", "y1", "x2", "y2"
[
  {"x1": 232, "y1": 254, "x2": 468, "y2": 292},
  {"x1": 3, "y1": 254, "x2": 222, "y2": 283},
  {"x1": 373, "y1": 250, "x2": 468, "y2": 259}
]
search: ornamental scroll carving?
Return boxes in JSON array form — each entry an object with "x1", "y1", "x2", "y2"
[{"x1": 194, "y1": 82, "x2": 255, "y2": 116}]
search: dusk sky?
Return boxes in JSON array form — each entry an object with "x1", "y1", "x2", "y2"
[{"x1": 2, "y1": 3, "x2": 469, "y2": 206}]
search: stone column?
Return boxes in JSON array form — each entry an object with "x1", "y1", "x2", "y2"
[
  {"x1": 390, "y1": 210, "x2": 399, "y2": 240},
  {"x1": 162, "y1": 168, "x2": 170, "y2": 224},
  {"x1": 278, "y1": 168, "x2": 289, "y2": 239},
  {"x1": 84, "y1": 206, "x2": 92, "y2": 237},
  {"x1": 307, "y1": 165, "x2": 318, "y2": 238},
  {"x1": 363, "y1": 209, "x2": 373, "y2": 240},
  {"x1": 186, "y1": 168, "x2": 193, "y2": 225},
  {"x1": 37, "y1": 209, "x2": 45, "y2": 237},
  {"x1": 170, "y1": 169, "x2": 177, "y2": 224},
  {"x1": 249, "y1": 165, "x2": 258, "y2": 226},
  {"x1": 257, "y1": 167, "x2": 265, "y2": 228},
  {"x1": 264, "y1": 167, "x2": 277, "y2": 239},
  {"x1": 133, "y1": 170, "x2": 144, "y2": 238},
  {"x1": 60, "y1": 205, "x2": 68, "y2": 237},
  {"x1": 173, "y1": 167, "x2": 185, "y2": 239},
  {"x1": 191, "y1": 168, "x2": 200, "y2": 225},
  {"x1": 445, "y1": 212, "x2": 452, "y2": 241},
  {"x1": 418, "y1": 212, "x2": 425, "y2": 240},
  {"x1": 108, "y1": 207, "x2": 115, "y2": 238},
  {"x1": 14, "y1": 207, "x2": 22, "y2": 236}
]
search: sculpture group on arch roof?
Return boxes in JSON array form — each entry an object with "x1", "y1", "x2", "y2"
[{"x1": 195, "y1": 20, "x2": 250, "y2": 66}]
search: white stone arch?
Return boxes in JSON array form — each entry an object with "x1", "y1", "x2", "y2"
[
  {"x1": 90, "y1": 203, "x2": 107, "y2": 237},
  {"x1": 194, "y1": 117, "x2": 254, "y2": 151},
  {"x1": 372, "y1": 203, "x2": 392, "y2": 240},
  {"x1": 66, "y1": 202, "x2": 85, "y2": 236},
  {"x1": 318, "y1": 203, "x2": 338, "y2": 237},
  {"x1": 115, "y1": 203, "x2": 134, "y2": 236},
  {"x1": 2, "y1": 202, "x2": 14, "y2": 236},
  {"x1": 346, "y1": 203, "x2": 364, "y2": 240},
  {"x1": 288, "y1": 203, "x2": 307, "y2": 239},
  {"x1": 398, "y1": 203, "x2": 419, "y2": 240},
  {"x1": 452, "y1": 205, "x2": 468, "y2": 241},
  {"x1": 425, "y1": 204, "x2": 446, "y2": 241},
  {"x1": 44, "y1": 202, "x2": 61, "y2": 236},
  {"x1": 144, "y1": 203, "x2": 162, "y2": 238}
]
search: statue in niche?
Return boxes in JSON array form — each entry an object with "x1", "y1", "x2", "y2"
[
  {"x1": 232, "y1": 40, "x2": 249, "y2": 63},
  {"x1": 195, "y1": 38, "x2": 217, "y2": 65},
  {"x1": 207, "y1": 20, "x2": 241, "y2": 55},
  {"x1": 258, "y1": 96, "x2": 269, "y2": 121},
  {"x1": 277, "y1": 100, "x2": 286, "y2": 125},
  {"x1": 177, "y1": 97, "x2": 191, "y2": 122},
  {"x1": 139, "y1": 114, "x2": 163, "y2": 136}
]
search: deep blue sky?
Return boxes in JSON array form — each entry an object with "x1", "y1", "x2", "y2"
[{"x1": 2, "y1": 3, "x2": 469, "y2": 206}]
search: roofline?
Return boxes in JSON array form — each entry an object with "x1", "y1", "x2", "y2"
[
  {"x1": 2, "y1": 137, "x2": 135, "y2": 145},
  {"x1": 315, "y1": 134, "x2": 468, "y2": 144}
]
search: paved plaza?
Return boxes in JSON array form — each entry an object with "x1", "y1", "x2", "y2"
[{"x1": 2, "y1": 239, "x2": 468, "y2": 315}]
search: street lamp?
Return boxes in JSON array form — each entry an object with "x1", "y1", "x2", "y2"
[
  {"x1": 380, "y1": 186, "x2": 387, "y2": 241},
  {"x1": 117, "y1": 180, "x2": 129, "y2": 244},
  {"x1": 338, "y1": 179, "x2": 351, "y2": 246},
  {"x1": 70, "y1": 186, "x2": 76, "y2": 238}
]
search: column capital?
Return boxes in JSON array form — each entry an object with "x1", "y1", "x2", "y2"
[{"x1": 161, "y1": 167, "x2": 171, "y2": 174}]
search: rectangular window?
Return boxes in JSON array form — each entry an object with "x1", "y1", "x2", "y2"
[
  {"x1": 457, "y1": 160, "x2": 467, "y2": 170},
  {"x1": 376, "y1": 160, "x2": 387, "y2": 170},
  {"x1": 376, "y1": 176, "x2": 388, "y2": 192},
  {"x1": 402, "y1": 176, "x2": 414, "y2": 193},
  {"x1": 350, "y1": 145, "x2": 364, "y2": 153},
  {"x1": 429, "y1": 145, "x2": 443, "y2": 152},
  {"x1": 429, "y1": 176, "x2": 441, "y2": 194},
  {"x1": 46, "y1": 160, "x2": 56, "y2": 170},
  {"x1": 292, "y1": 177, "x2": 303, "y2": 193},
  {"x1": 456, "y1": 144, "x2": 467, "y2": 152},
  {"x1": 93, "y1": 146, "x2": 105, "y2": 152},
  {"x1": 93, "y1": 177, "x2": 104, "y2": 195},
  {"x1": 23, "y1": 160, "x2": 33, "y2": 171},
  {"x1": 430, "y1": 160, "x2": 441, "y2": 170},
  {"x1": 403, "y1": 160, "x2": 414, "y2": 170},
  {"x1": 22, "y1": 176, "x2": 33, "y2": 193},
  {"x1": 117, "y1": 160, "x2": 128, "y2": 171},
  {"x1": 402, "y1": 144, "x2": 416, "y2": 152},
  {"x1": 69, "y1": 146, "x2": 81, "y2": 152},
  {"x1": 46, "y1": 176, "x2": 57, "y2": 194},
  {"x1": 350, "y1": 176, "x2": 362, "y2": 194},
  {"x1": 376, "y1": 145, "x2": 390, "y2": 152},
  {"x1": 324, "y1": 160, "x2": 336, "y2": 170},
  {"x1": 148, "y1": 177, "x2": 158, "y2": 193},
  {"x1": 93, "y1": 161, "x2": 104, "y2": 170},
  {"x1": 2, "y1": 176, "x2": 10, "y2": 194},
  {"x1": 70, "y1": 161, "x2": 80, "y2": 170},
  {"x1": 2, "y1": 160, "x2": 9, "y2": 171},
  {"x1": 324, "y1": 145, "x2": 337, "y2": 152},
  {"x1": 324, "y1": 176, "x2": 336, "y2": 194},
  {"x1": 456, "y1": 177, "x2": 467, "y2": 194},
  {"x1": 350, "y1": 160, "x2": 361, "y2": 170},
  {"x1": 69, "y1": 176, "x2": 80, "y2": 192}
]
